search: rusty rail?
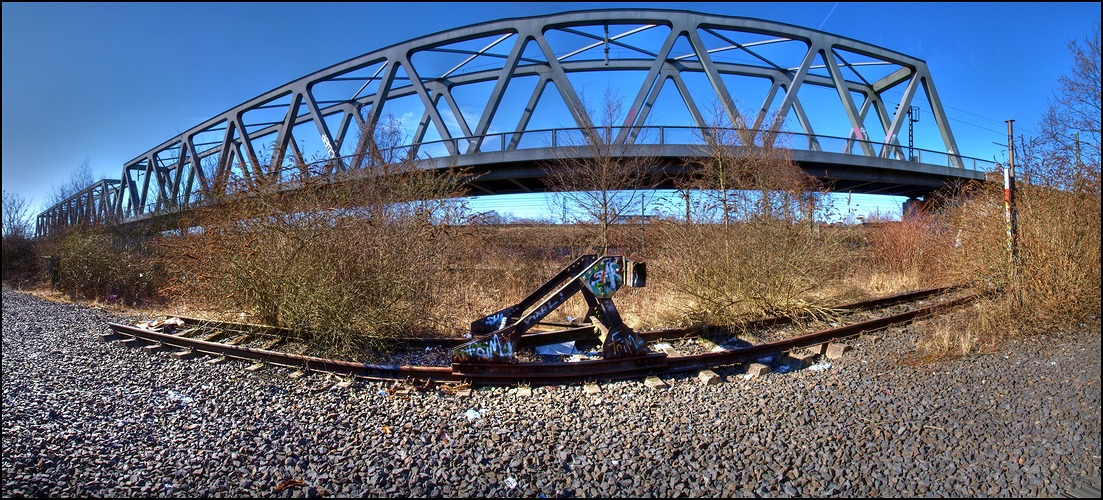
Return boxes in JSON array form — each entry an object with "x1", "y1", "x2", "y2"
[
  {"x1": 163, "y1": 286, "x2": 956, "y2": 349},
  {"x1": 104, "y1": 322, "x2": 460, "y2": 382},
  {"x1": 106, "y1": 288, "x2": 973, "y2": 386},
  {"x1": 453, "y1": 294, "x2": 976, "y2": 385}
]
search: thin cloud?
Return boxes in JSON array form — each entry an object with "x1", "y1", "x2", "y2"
[{"x1": 818, "y1": 2, "x2": 839, "y2": 30}]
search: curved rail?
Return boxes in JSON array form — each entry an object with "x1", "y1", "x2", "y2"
[{"x1": 106, "y1": 287, "x2": 973, "y2": 386}]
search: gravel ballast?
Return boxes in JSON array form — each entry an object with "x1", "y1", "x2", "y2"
[{"x1": 3, "y1": 287, "x2": 1100, "y2": 497}]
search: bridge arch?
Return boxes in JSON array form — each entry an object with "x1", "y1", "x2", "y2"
[{"x1": 37, "y1": 9, "x2": 990, "y2": 237}]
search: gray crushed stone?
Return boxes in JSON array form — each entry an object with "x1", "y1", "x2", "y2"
[{"x1": 3, "y1": 287, "x2": 1100, "y2": 497}]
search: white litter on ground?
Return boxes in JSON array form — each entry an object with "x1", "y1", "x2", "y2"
[
  {"x1": 535, "y1": 341, "x2": 577, "y2": 355},
  {"x1": 166, "y1": 390, "x2": 194, "y2": 404}
]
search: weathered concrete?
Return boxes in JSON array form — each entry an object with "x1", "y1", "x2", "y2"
[
  {"x1": 697, "y1": 370, "x2": 722, "y2": 385},
  {"x1": 746, "y1": 363, "x2": 772, "y2": 378},
  {"x1": 826, "y1": 342, "x2": 853, "y2": 359},
  {"x1": 644, "y1": 376, "x2": 668, "y2": 390}
]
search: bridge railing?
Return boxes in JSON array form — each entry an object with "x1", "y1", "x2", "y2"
[
  {"x1": 88, "y1": 126, "x2": 998, "y2": 224},
  {"x1": 404, "y1": 125, "x2": 996, "y2": 171}
]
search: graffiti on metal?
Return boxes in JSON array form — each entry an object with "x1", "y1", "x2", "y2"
[
  {"x1": 453, "y1": 330, "x2": 515, "y2": 363},
  {"x1": 604, "y1": 326, "x2": 648, "y2": 358},
  {"x1": 471, "y1": 305, "x2": 517, "y2": 335},
  {"x1": 456, "y1": 255, "x2": 647, "y2": 363},
  {"x1": 581, "y1": 257, "x2": 624, "y2": 299}
]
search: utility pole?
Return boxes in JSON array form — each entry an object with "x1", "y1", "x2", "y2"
[
  {"x1": 895, "y1": 104, "x2": 920, "y2": 160},
  {"x1": 1004, "y1": 119, "x2": 1020, "y2": 297},
  {"x1": 640, "y1": 193, "x2": 646, "y2": 256},
  {"x1": 908, "y1": 106, "x2": 920, "y2": 161}
]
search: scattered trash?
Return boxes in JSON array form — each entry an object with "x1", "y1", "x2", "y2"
[
  {"x1": 808, "y1": 362, "x2": 832, "y2": 372},
  {"x1": 776, "y1": 365, "x2": 792, "y2": 374},
  {"x1": 378, "y1": 389, "x2": 388, "y2": 397},
  {"x1": 504, "y1": 477, "x2": 518, "y2": 489},
  {"x1": 274, "y1": 479, "x2": 305, "y2": 492},
  {"x1": 166, "y1": 390, "x2": 194, "y2": 404},
  {"x1": 425, "y1": 346, "x2": 432, "y2": 351},
  {"x1": 464, "y1": 333, "x2": 473, "y2": 339},
  {"x1": 535, "y1": 341, "x2": 577, "y2": 355},
  {"x1": 464, "y1": 408, "x2": 481, "y2": 422},
  {"x1": 653, "y1": 342, "x2": 672, "y2": 351},
  {"x1": 710, "y1": 345, "x2": 727, "y2": 353},
  {"x1": 381, "y1": 425, "x2": 393, "y2": 435}
]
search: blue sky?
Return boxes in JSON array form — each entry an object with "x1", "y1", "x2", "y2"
[{"x1": 3, "y1": 2, "x2": 1099, "y2": 220}]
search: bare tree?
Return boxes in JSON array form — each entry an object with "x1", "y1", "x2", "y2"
[
  {"x1": 1028, "y1": 21, "x2": 1100, "y2": 194},
  {"x1": 656, "y1": 102, "x2": 842, "y2": 323},
  {"x1": 2, "y1": 189, "x2": 39, "y2": 286},
  {"x1": 159, "y1": 113, "x2": 470, "y2": 357},
  {"x1": 680, "y1": 103, "x2": 819, "y2": 224},
  {"x1": 543, "y1": 88, "x2": 659, "y2": 254},
  {"x1": 2, "y1": 190, "x2": 33, "y2": 238},
  {"x1": 47, "y1": 158, "x2": 96, "y2": 206}
]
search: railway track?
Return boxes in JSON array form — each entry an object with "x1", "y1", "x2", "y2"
[{"x1": 105, "y1": 286, "x2": 976, "y2": 387}]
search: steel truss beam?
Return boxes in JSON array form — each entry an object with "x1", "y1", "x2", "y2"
[{"x1": 37, "y1": 9, "x2": 972, "y2": 237}]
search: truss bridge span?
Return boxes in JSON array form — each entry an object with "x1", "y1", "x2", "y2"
[{"x1": 37, "y1": 9, "x2": 994, "y2": 237}]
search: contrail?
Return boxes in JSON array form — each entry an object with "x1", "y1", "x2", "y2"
[{"x1": 819, "y1": 2, "x2": 839, "y2": 30}]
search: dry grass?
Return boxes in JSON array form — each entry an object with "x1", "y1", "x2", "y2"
[
  {"x1": 915, "y1": 303, "x2": 982, "y2": 358},
  {"x1": 913, "y1": 181, "x2": 1101, "y2": 360},
  {"x1": 652, "y1": 221, "x2": 850, "y2": 325},
  {"x1": 28, "y1": 227, "x2": 162, "y2": 305}
]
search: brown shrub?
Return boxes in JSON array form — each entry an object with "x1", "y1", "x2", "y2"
[
  {"x1": 43, "y1": 227, "x2": 160, "y2": 304},
  {"x1": 918, "y1": 180, "x2": 1101, "y2": 357},
  {"x1": 1, "y1": 234, "x2": 39, "y2": 288},
  {"x1": 653, "y1": 219, "x2": 848, "y2": 326},
  {"x1": 158, "y1": 117, "x2": 470, "y2": 357},
  {"x1": 860, "y1": 212, "x2": 955, "y2": 294}
]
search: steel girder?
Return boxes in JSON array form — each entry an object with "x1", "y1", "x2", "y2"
[
  {"x1": 35, "y1": 179, "x2": 120, "y2": 238},
  {"x1": 36, "y1": 8, "x2": 974, "y2": 237}
]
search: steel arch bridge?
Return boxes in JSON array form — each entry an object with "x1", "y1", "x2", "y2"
[{"x1": 37, "y1": 8, "x2": 993, "y2": 238}]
